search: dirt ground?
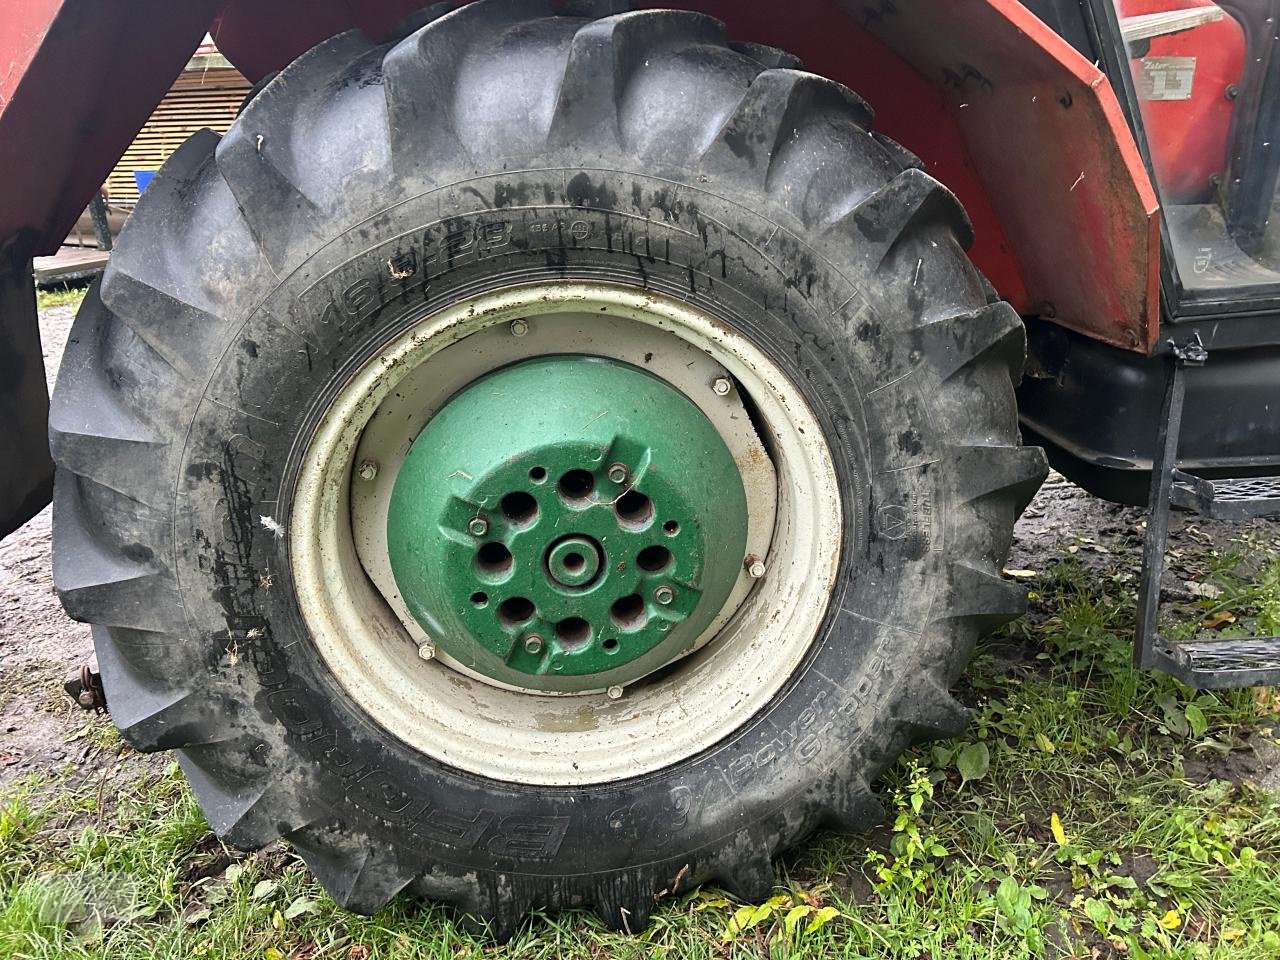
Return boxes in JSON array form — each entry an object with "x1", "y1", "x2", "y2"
[
  {"x1": 1, "y1": 298, "x2": 1277, "y2": 792},
  {"x1": 0, "y1": 302, "x2": 98, "y2": 788}
]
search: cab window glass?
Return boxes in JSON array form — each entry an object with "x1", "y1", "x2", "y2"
[{"x1": 1116, "y1": 1, "x2": 1280, "y2": 292}]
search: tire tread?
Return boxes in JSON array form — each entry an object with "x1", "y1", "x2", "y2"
[{"x1": 51, "y1": 0, "x2": 1042, "y2": 936}]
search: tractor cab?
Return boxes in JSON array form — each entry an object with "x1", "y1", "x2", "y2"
[{"x1": 1115, "y1": 0, "x2": 1280, "y2": 303}]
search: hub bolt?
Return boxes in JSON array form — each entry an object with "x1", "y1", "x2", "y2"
[
  {"x1": 357, "y1": 459, "x2": 379, "y2": 481},
  {"x1": 509, "y1": 318, "x2": 529, "y2": 337},
  {"x1": 654, "y1": 585, "x2": 675, "y2": 605},
  {"x1": 524, "y1": 634, "x2": 544, "y2": 656},
  {"x1": 746, "y1": 556, "x2": 767, "y2": 579},
  {"x1": 607, "y1": 463, "x2": 629, "y2": 484},
  {"x1": 607, "y1": 684, "x2": 624, "y2": 700},
  {"x1": 712, "y1": 376, "x2": 732, "y2": 396},
  {"x1": 418, "y1": 642, "x2": 436, "y2": 661},
  {"x1": 467, "y1": 517, "x2": 489, "y2": 537}
]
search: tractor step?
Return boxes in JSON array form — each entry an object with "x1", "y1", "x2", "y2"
[
  {"x1": 1170, "y1": 470, "x2": 1280, "y2": 520},
  {"x1": 1135, "y1": 335, "x2": 1280, "y2": 689},
  {"x1": 1149, "y1": 636, "x2": 1280, "y2": 689}
]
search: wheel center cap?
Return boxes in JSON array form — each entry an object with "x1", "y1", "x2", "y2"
[
  {"x1": 384, "y1": 356, "x2": 748, "y2": 693},
  {"x1": 546, "y1": 535, "x2": 603, "y2": 588}
]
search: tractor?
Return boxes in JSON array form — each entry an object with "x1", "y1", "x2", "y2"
[{"x1": 1, "y1": 0, "x2": 1277, "y2": 938}]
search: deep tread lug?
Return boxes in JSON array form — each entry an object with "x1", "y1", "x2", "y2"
[
  {"x1": 873, "y1": 130, "x2": 925, "y2": 172},
  {"x1": 215, "y1": 126, "x2": 324, "y2": 273},
  {"x1": 729, "y1": 40, "x2": 802, "y2": 70},
  {"x1": 938, "y1": 561, "x2": 1028, "y2": 631},
  {"x1": 216, "y1": 31, "x2": 377, "y2": 271},
  {"x1": 548, "y1": 10, "x2": 726, "y2": 151},
  {"x1": 823, "y1": 775, "x2": 887, "y2": 834},
  {"x1": 98, "y1": 131, "x2": 231, "y2": 379},
  {"x1": 98, "y1": 269, "x2": 225, "y2": 382},
  {"x1": 951, "y1": 443, "x2": 1048, "y2": 515},
  {"x1": 290, "y1": 825, "x2": 426, "y2": 914},
  {"x1": 155, "y1": 125, "x2": 221, "y2": 181},
  {"x1": 715, "y1": 838, "x2": 775, "y2": 903},
  {"x1": 180, "y1": 748, "x2": 322, "y2": 850},
  {"x1": 236, "y1": 71, "x2": 278, "y2": 117},
  {"x1": 704, "y1": 70, "x2": 873, "y2": 189},
  {"x1": 592, "y1": 874, "x2": 654, "y2": 933},
  {"x1": 52, "y1": 476, "x2": 181, "y2": 633},
  {"x1": 825, "y1": 166, "x2": 975, "y2": 259},
  {"x1": 909, "y1": 301, "x2": 1026, "y2": 384},
  {"x1": 93, "y1": 625, "x2": 208, "y2": 751},
  {"x1": 383, "y1": 0, "x2": 552, "y2": 182},
  {"x1": 48, "y1": 287, "x2": 167, "y2": 494},
  {"x1": 898, "y1": 674, "x2": 971, "y2": 743},
  {"x1": 456, "y1": 898, "x2": 525, "y2": 943}
]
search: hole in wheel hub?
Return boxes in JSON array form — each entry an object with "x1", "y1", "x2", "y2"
[{"x1": 383, "y1": 356, "x2": 749, "y2": 692}]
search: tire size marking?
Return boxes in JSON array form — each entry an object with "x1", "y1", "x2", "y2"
[
  {"x1": 295, "y1": 210, "x2": 671, "y2": 334},
  {"x1": 686, "y1": 649, "x2": 892, "y2": 829},
  {"x1": 307, "y1": 219, "x2": 516, "y2": 331}
]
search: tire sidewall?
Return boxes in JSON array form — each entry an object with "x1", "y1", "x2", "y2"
[{"x1": 175, "y1": 167, "x2": 950, "y2": 878}]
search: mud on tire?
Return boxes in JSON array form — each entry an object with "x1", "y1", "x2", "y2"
[{"x1": 50, "y1": 0, "x2": 1046, "y2": 938}]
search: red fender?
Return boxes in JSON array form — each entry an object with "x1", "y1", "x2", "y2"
[{"x1": 0, "y1": 0, "x2": 1160, "y2": 351}]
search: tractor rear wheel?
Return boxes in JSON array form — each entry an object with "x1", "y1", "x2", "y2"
[{"x1": 50, "y1": 0, "x2": 1046, "y2": 937}]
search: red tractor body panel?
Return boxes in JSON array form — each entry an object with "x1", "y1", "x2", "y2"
[
  {"x1": 0, "y1": 0, "x2": 1160, "y2": 349},
  {"x1": 0, "y1": 0, "x2": 220, "y2": 256},
  {"x1": 0, "y1": 0, "x2": 1174, "y2": 536},
  {"x1": 635, "y1": 0, "x2": 1162, "y2": 352}
]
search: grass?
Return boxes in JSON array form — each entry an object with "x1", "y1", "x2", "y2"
[
  {"x1": 2, "y1": 535, "x2": 1279, "y2": 959},
  {"x1": 35, "y1": 284, "x2": 88, "y2": 311}
]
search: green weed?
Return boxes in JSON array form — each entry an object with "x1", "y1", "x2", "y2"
[
  {"x1": 35, "y1": 284, "x2": 88, "y2": 311},
  {"x1": 2, "y1": 537, "x2": 1278, "y2": 959}
]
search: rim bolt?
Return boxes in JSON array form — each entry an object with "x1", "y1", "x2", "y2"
[
  {"x1": 746, "y1": 556, "x2": 767, "y2": 579},
  {"x1": 418, "y1": 642, "x2": 436, "y2": 661},
  {"x1": 607, "y1": 684, "x2": 624, "y2": 700},
  {"x1": 509, "y1": 318, "x2": 529, "y2": 337},
  {"x1": 654, "y1": 585, "x2": 675, "y2": 605},
  {"x1": 357, "y1": 459, "x2": 379, "y2": 481},
  {"x1": 467, "y1": 517, "x2": 489, "y2": 537},
  {"x1": 607, "y1": 463, "x2": 629, "y2": 484},
  {"x1": 711, "y1": 376, "x2": 732, "y2": 396},
  {"x1": 524, "y1": 634, "x2": 544, "y2": 656}
]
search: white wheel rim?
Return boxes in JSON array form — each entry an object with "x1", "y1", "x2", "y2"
[{"x1": 290, "y1": 282, "x2": 842, "y2": 785}]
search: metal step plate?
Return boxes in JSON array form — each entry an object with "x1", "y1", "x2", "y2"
[
  {"x1": 1153, "y1": 636, "x2": 1280, "y2": 689},
  {"x1": 1170, "y1": 470, "x2": 1280, "y2": 520}
]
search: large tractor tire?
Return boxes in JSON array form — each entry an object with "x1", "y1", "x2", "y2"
[{"x1": 50, "y1": 0, "x2": 1046, "y2": 937}]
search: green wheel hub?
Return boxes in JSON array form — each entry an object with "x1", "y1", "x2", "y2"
[{"x1": 386, "y1": 356, "x2": 749, "y2": 692}]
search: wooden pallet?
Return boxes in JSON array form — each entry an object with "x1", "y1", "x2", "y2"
[{"x1": 33, "y1": 246, "x2": 109, "y2": 286}]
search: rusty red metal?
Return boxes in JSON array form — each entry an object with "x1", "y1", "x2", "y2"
[
  {"x1": 0, "y1": 0, "x2": 1160, "y2": 350},
  {"x1": 637, "y1": 0, "x2": 1162, "y2": 352},
  {"x1": 853, "y1": 0, "x2": 1162, "y2": 353},
  {"x1": 0, "y1": 0, "x2": 221, "y2": 257}
]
